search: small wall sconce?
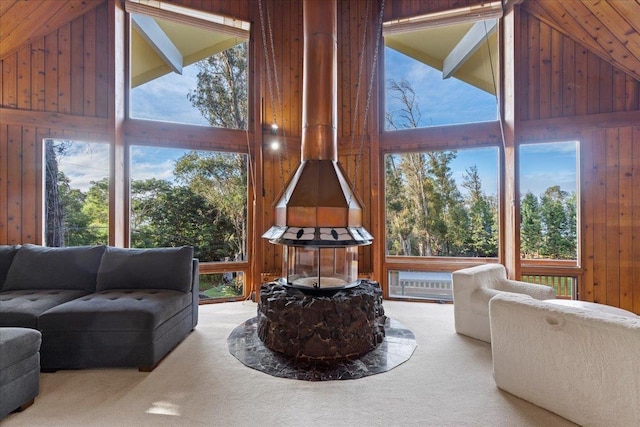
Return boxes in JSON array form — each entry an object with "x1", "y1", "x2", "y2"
[{"x1": 264, "y1": 123, "x2": 280, "y2": 151}]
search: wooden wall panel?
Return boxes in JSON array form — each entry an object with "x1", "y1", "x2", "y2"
[
  {"x1": 521, "y1": 11, "x2": 640, "y2": 121},
  {"x1": 383, "y1": 0, "x2": 480, "y2": 20},
  {"x1": 1, "y1": 0, "x2": 639, "y2": 310},
  {"x1": 0, "y1": 5, "x2": 109, "y2": 117},
  {"x1": 0, "y1": 125, "x2": 7, "y2": 243},
  {"x1": 580, "y1": 126, "x2": 640, "y2": 313}
]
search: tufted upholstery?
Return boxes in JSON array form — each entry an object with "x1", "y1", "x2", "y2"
[
  {"x1": 38, "y1": 289, "x2": 194, "y2": 370},
  {"x1": 0, "y1": 290, "x2": 89, "y2": 328},
  {"x1": 0, "y1": 245, "x2": 199, "y2": 371}
]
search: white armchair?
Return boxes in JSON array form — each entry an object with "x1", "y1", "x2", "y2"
[{"x1": 452, "y1": 264, "x2": 556, "y2": 342}]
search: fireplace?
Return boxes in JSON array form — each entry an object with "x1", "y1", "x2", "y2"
[{"x1": 258, "y1": 0, "x2": 383, "y2": 361}]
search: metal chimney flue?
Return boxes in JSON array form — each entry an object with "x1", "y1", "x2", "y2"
[{"x1": 262, "y1": 0, "x2": 372, "y2": 291}]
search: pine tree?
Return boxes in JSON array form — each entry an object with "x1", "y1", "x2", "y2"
[{"x1": 521, "y1": 191, "x2": 542, "y2": 258}]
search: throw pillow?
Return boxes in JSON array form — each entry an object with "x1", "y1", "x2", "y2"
[
  {"x1": 96, "y1": 246, "x2": 194, "y2": 293},
  {"x1": 3, "y1": 244, "x2": 106, "y2": 292}
]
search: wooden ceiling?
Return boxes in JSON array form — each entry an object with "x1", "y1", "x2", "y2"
[
  {"x1": 2, "y1": 0, "x2": 640, "y2": 82},
  {"x1": 522, "y1": 0, "x2": 640, "y2": 82},
  {"x1": 0, "y1": 0, "x2": 106, "y2": 58}
]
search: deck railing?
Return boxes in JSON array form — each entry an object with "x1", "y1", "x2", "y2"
[{"x1": 521, "y1": 259, "x2": 580, "y2": 300}]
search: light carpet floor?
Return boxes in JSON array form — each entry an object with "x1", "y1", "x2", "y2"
[{"x1": 2, "y1": 301, "x2": 576, "y2": 427}]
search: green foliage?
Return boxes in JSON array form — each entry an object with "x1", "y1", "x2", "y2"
[
  {"x1": 520, "y1": 192, "x2": 542, "y2": 258},
  {"x1": 520, "y1": 187, "x2": 576, "y2": 260},
  {"x1": 187, "y1": 43, "x2": 248, "y2": 130},
  {"x1": 130, "y1": 177, "x2": 237, "y2": 263},
  {"x1": 173, "y1": 151, "x2": 248, "y2": 261},
  {"x1": 463, "y1": 165, "x2": 498, "y2": 257}
]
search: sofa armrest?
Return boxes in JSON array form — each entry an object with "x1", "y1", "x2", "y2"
[{"x1": 495, "y1": 278, "x2": 556, "y2": 300}]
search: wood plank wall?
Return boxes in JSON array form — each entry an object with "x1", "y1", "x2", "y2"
[
  {"x1": 257, "y1": 0, "x2": 378, "y2": 276},
  {"x1": 1, "y1": 1, "x2": 639, "y2": 312},
  {"x1": 517, "y1": 10, "x2": 640, "y2": 314},
  {"x1": 519, "y1": 11, "x2": 640, "y2": 120}
]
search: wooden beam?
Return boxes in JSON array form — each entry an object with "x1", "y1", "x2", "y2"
[
  {"x1": 0, "y1": 107, "x2": 109, "y2": 134},
  {"x1": 501, "y1": 5, "x2": 521, "y2": 279},
  {"x1": 108, "y1": 0, "x2": 127, "y2": 247},
  {"x1": 443, "y1": 19, "x2": 497, "y2": 79},
  {"x1": 131, "y1": 13, "x2": 183, "y2": 74},
  {"x1": 379, "y1": 121, "x2": 502, "y2": 152},
  {"x1": 518, "y1": 110, "x2": 640, "y2": 140}
]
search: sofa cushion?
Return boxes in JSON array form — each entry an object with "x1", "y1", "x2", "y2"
[
  {"x1": 96, "y1": 246, "x2": 194, "y2": 293},
  {"x1": 0, "y1": 245, "x2": 20, "y2": 290},
  {"x1": 0, "y1": 290, "x2": 90, "y2": 328},
  {"x1": 2, "y1": 244, "x2": 105, "y2": 292},
  {"x1": 38, "y1": 290, "x2": 192, "y2": 332},
  {"x1": 0, "y1": 327, "x2": 42, "y2": 372}
]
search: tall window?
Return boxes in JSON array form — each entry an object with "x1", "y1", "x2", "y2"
[
  {"x1": 383, "y1": 9, "x2": 499, "y2": 129},
  {"x1": 130, "y1": 146, "x2": 248, "y2": 300},
  {"x1": 519, "y1": 141, "x2": 578, "y2": 260},
  {"x1": 43, "y1": 139, "x2": 109, "y2": 246},
  {"x1": 385, "y1": 146, "x2": 499, "y2": 258},
  {"x1": 127, "y1": 1, "x2": 249, "y2": 128}
]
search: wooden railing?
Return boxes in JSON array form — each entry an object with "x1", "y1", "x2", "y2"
[{"x1": 521, "y1": 259, "x2": 581, "y2": 300}]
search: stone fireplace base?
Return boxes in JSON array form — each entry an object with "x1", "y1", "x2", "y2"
[
  {"x1": 228, "y1": 280, "x2": 417, "y2": 381},
  {"x1": 257, "y1": 280, "x2": 386, "y2": 361},
  {"x1": 228, "y1": 316, "x2": 416, "y2": 381}
]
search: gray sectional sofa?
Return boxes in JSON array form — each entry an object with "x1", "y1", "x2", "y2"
[{"x1": 0, "y1": 244, "x2": 199, "y2": 372}]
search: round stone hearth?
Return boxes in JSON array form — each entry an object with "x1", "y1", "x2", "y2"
[
  {"x1": 228, "y1": 316, "x2": 417, "y2": 381},
  {"x1": 257, "y1": 280, "x2": 386, "y2": 361},
  {"x1": 228, "y1": 280, "x2": 417, "y2": 381}
]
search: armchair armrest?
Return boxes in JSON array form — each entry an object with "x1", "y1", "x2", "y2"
[{"x1": 495, "y1": 278, "x2": 556, "y2": 300}]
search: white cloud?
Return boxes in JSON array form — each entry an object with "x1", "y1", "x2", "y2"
[{"x1": 56, "y1": 142, "x2": 109, "y2": 192}]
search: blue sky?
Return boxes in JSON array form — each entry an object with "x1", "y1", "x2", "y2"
[{"x1": 57, "y1": 44, "x2": 576, "y2": 199}]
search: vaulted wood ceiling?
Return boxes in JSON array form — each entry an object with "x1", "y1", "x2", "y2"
[
  {"x1": 522, "y1": 0, "x2": 640, "y2": 82},
  {"x1": 0, "y1": 0, "x2": 106, "y2": 58},
  {"x1": 2, "y1": 0, "x2": 640, "y2": 82}
]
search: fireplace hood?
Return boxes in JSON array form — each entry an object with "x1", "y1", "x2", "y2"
[{"x1": 262, "y1": 0, "x2": 373, "y2": 248}]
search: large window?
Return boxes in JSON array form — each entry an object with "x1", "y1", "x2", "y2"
[
  {"x1": 385, "y1": 146, "x2": 499, "y2": 258},
  {"x1": 130, "y1": 146, "x2": 248, "y2": 300},
  {"x1": 519, "y1": 141, "x2": 579, "y2": 299},
  {"x1": 127, "y1": 1, "x2": 249, "y2": 128},
  {"x1": 383, "y1": 8, "x2": 499, "y2": 129},
  {"x1": 519, "y1": 141, "x2": 578, "y2": 260},
  {"x1": 43, "y1": 139, "x2": 109, "y2": 247}
]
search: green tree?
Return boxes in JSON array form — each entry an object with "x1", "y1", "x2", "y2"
[
  {"x1": 385, "y1": 155, "x2": 415, "y2": 255},
  {"x1": 520, "y1": 191, "x2": 542, "y2": 258},
  {"x1": 130, "y1": 178, "x2": 231, "y2": 262},
  {"x1": 427, "y1": 151, "x2": 467, "y2": 255},
  {"x1": 82, "y1": 178, "x2": 109, "y2": 244},
  {"x1": 399, "y1": 152, "x2": 432, "y2": 255},
  {"x1": 173, "y1": 152, "x2": 248, "y2": 261},
  {"x1": 463, "y1": 165, "x2": 497, "y2": 256},
  {"x1": 45, "y1": 140, "x2": 66, "y2": 246},
  {"x1": 539, "y1": 185, "x2": 573, "y2": 258},
  {"x1": 187, "y1": 43, "x2": 248, "y2": 130}
]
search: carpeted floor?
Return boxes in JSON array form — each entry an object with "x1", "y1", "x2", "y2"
[{"x1": 2, "y1": 301, "x2": 576, "y2": 427}]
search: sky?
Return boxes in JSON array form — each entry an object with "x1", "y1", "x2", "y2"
[{"x1": 55, "y1": 43, "x2": 576, "y2": 199}]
